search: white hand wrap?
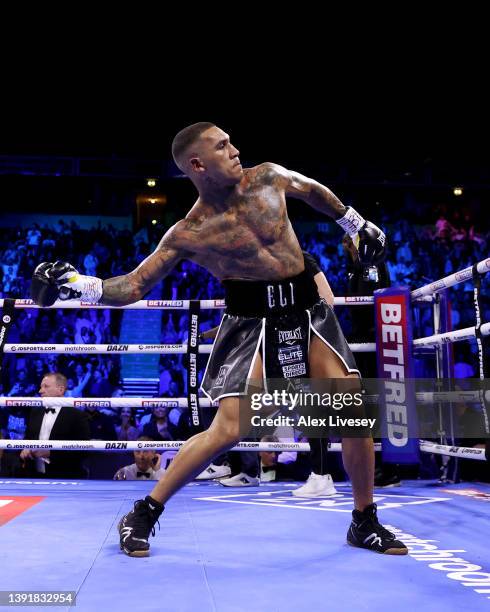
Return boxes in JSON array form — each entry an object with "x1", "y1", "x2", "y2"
[
  {"x1": 336, "y1": 207, "x2": 366, "y2": 237},
  {"x1": 66, "y1": 275, "x2": 103, "y2": 304}
]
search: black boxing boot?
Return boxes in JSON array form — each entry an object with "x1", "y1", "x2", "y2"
[
  {"x1": 118, "y1": 496, "x2": 164, "y2": 557},
  {"x1": 347, "y1": 503, "x2": 408, "y2": 555}
]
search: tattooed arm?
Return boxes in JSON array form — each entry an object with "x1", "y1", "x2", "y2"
[
  {"x1": 102, "y1": 225, "x2": 186, "y2": 306},
  {"x1": 266, "y1": 163, "x2": 386, "y2": 264},
  {"x1": 263, "y1": 163, "x2": 347, "y2": 219},
  {"x1": 30, "y1": 223, "x2": 191, "y2": 308}
]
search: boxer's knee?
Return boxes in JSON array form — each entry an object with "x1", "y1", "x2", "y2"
[{"x1": 208, "y1": 397, "x2": 243, "y2": 446}]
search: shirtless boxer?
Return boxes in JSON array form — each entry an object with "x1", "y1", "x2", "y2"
[{"x1": 31, "y1": 122, "x2": 407, "y2": 556}]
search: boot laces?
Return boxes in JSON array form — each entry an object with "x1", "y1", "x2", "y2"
[
  {"x1": 363, "y1": 513, "x2": 395, "y2": 541},
  {"x1": 132, "y1": 501, "x2": 161, "y2": 538}
]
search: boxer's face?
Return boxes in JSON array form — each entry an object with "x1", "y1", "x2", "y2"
[{"x1": 190, "y1": 126, "x2": 243, "y2": 185}]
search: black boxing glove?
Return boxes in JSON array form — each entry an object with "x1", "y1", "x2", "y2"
[
  {"x1": 357, "y1": 220, "x2": 386, "y2": 264},
  {"x1": 30, "y1": 262, "x2": 60, "y2": 307},
  {"x1": 336, "y1": 207, "x2": 386, "y2": 265},
  {"x1": 31, "y1": 261, "x2": 103, "y2": 307}
]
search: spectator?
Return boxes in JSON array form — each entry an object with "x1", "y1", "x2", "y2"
[
  {"x1": 142, "y1": 405, "x2": 174, "y2": 441},
  {"x1": 116, "y1": 407, "x2": 140, "y2": 441},
  {"x1": 158, "y1": 361, "x2": 172, "y2": 396},
  {"x1": 140, "y1": 403, "x2": 191, "y2": 442},
  {"x1": 259, "y1": 435, "x2": 310, "y2": 483},
  {"x1": 1, "y1": 400, "x2": 29, "y2": 441},
  {"x1": 86, "y1": 368, "x2": 113, "y2": 398},
  {"x1": 19, "y1": 372, "x2": 90, "y2": 479},
  {"x1": 454, "y1": 345, "x2": 476, "y2": 379},
  {"x1": 65, "y1": 366, "x2": 91, "y2": 397},
  {"x1": 30, "y1": 357, "x2": 47, "y2": 388},
  {"x1": 85, "y1": 402, "x2": 117, "y2": 440},
  {"x1": 113, "y1": 437, "x2": 169, "y2": 480},
  {"x1": 26, "y1": 225, "x2": 41, "y2": 248},
  {"x1": 83, "y1": 250, "x2": 99, "y2": 276},
  {"x1": 7, "y1": 369, "x2": 35, "y2": 398}
]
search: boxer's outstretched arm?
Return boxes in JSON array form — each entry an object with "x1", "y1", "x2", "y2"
[
  {"x1": 267, "y1": 163, "x2": 386, "y2": 264},
  {"x1": 266, "y1": 163, "x2": 347, "y2": 219},
  {"x1": 102, "y1": 226, "x2": 186, "y2": 306}
]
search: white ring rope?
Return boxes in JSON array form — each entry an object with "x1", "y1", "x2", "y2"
[
  {"x1": 2, "y1": 342, "x2": 378, "y2": 354},
  {"x1": 419, "y1": 440, "x2": 487, "y2": 461},
  {"x1": 0, "y1": 439, "x2": 363, "y2": 452},
  {"x1": 0, "y1": 397, "x2": 216, "y2": 409},
  {"x1": 0, "y1": 299, "x2": 226, "y2": 310},
  {"x1": 2, "y1": 391, "x2": 489, "y2": 410},
  {"x1": 413, "y1": 322, "x2": 490, "y2": 348},
  {"x1": 411, "y1": 257, "x2": 490, "y2": 299},
  {"x1": 0, "y1": 438, "x2": 485, "y2": 460},
  {"x1": 3, "y1": 343, "x2": 214, "y2": 355},
  {"x1": 6, "y1": 318, "x2": 489, "y2": 354},
  {"x1": 0, "y1": 296, "x2": 434, "y2": 310},
  {"x1": 0, "y1": 257, "x2": 482, "y2": 320}
]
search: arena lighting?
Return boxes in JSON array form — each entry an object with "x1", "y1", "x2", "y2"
[
  {"x1": 149, "y1": 199, "x2": 156, "y2": 204},
  {"x1": 147, "y1": 178, "x2": 156, "y2": 187},
  {"x1": 151, "y1": 219, "x2": 157, "y2": 225},
  {"x1": 453, "y1": 186, "x2": 463, "y2": 196}
]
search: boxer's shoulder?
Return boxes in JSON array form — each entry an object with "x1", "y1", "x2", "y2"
[{"x1": 243, "y1": 163, "x2": 289, "y2": 189}]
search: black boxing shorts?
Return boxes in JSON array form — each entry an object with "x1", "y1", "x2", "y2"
[{"x1": 200, "y1": 269, "x2": 360, "y2": 402}]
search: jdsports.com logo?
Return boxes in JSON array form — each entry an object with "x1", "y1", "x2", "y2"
[{"x1": 10, "y1": 345, "x2": 56, "y2": 352}]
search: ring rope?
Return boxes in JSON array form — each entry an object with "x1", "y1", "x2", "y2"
[
  {"x1": 0, "y1": 438, "x2": 485, "y2": 460},
  {"x1": 0, "y1": 295, "x2": 434, "y2": 310},
  {"x1": 413, "y1": 322, "x2": 490, "y2": 348},
  {"x1": 1, "y1": 257, "x2": 487, "y2": 314},
  {"x1": 1, "y1": 342, "x2": 379, "y2": 354},
  {"x1": 0, "y1": 299, "x2": 226, "y2": 310},
  {"x1": 7, "y1": 323, "x2": 490, "y2": 353},
  {"x1": 411, "y1": 257, "x2": 490, "y2": 299},
  {"x1": 419, "y1": 440, "x2": 487, "y2": 461},
  {"x1": 2, "y1": 391, "x2": 490, "y2": 410}
]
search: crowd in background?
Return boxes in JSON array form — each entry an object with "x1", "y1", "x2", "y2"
[
  {"x1": 1, "y1": 203, "x2": 489, "y2": 400},
  {"x1": 0, "y1": 201, "x2": 489, "y2": 480}
]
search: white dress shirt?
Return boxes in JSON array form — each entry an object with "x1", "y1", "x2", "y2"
[{"x1": 35, "y1": 406, "x2": 61, "y2": 473}]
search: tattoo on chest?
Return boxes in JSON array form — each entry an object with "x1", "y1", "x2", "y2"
[{"x1": 182, "y1": 167, "x2": 302, "y2": 278}]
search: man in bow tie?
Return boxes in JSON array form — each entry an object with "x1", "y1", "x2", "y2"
[
  {"x1": 113, "y1": 437, "x2": 170, "y2": 481},
  {"x1": 20, "y1": 372, "x2": 90, "y2": 479}
]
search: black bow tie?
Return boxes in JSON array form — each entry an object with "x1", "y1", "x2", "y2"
[
  {"x1": 44, "y1": 408, "x2": 56, "y2": 414},
  {"x1": 137, "y1": 471, "x2": 151, "y2": 478},
  {"x1": 262, "y1": 465, "x2": 277, "y2": 473}
]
